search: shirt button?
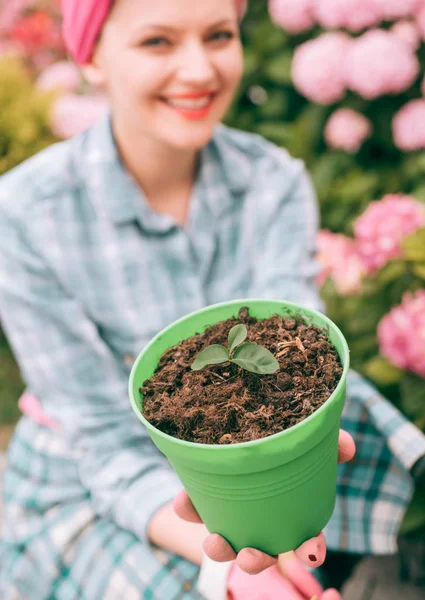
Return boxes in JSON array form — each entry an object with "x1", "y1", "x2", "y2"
[{"x1": 124, "y1": 354, "x2": 136, "y2": 367}]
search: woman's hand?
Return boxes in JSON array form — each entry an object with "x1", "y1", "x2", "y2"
[
  {"x1": 227, "y1": 557, "x2": 341, "y2": 600},
  {"x1": 277, "y1": 556, "x2": 341, "y2": 600},
  {"x1": 174, "y1": 429, "x2": 355, "y2": 575}
]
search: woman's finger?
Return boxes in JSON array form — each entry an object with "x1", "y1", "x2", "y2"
[
  {"x1": 294, "y1": 532, "x2": 327, "y2": 567},
  {"x1": 203, "y1": 533, "x2": 237, "y2": 562},
  {"x1": 228, "y1": 565, "x2": 306, "y2": 600},
  {"x1": 338, "y1": 430, "x2": 356, "y2": 463},
  {"x1": 173, "y1": 490, "x2": 203, "y2": 523},
  {"x1": 279, "y1": 556, "x2": 323, "y2": 598},
  {"x1": 321, "y1": 588, "x2": 341, "y2": 600},
  {"x1": 235, "y1": 547, "x2": 278, "y2": 575}
]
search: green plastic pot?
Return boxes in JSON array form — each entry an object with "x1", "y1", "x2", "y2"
[{"x1": 129, "y1": 299, "x2": 350, "y2": 556}]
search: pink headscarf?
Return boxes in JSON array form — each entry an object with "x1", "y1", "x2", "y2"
[{"x1": 62, "y1": 0, "x2": 246, "y2": 65}]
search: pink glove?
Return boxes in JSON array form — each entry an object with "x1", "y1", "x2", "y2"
[{"x1": 228, "y1": 557, "x2": 341, "y2": 600}]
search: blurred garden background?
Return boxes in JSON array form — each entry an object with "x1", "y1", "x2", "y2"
[{"x1": 1, "y1": 0, "x2": 425, "y2": 537}]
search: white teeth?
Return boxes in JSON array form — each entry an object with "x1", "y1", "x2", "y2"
[{"x1": 166, "y1": 96, "x2": 212, "y2": 109}]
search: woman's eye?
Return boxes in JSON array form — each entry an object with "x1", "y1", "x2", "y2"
[
  {"x1": 209, "y1": 31, "x2": 234, "y2": 42},
  {"x1": 142, "y1": 37, "x2": 170, "y2": 48}
]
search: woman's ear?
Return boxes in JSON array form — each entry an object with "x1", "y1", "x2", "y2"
[{"x1": 81, "y1": 63, "x2": 107, "y2": 89}]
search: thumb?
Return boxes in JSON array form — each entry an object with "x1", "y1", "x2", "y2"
[
  {"x1": 321, "y1": 590, "x2": 341, "y2": 600},
  {"x1": 173, "y1": 490, "x2": 202, "y2": 523}
]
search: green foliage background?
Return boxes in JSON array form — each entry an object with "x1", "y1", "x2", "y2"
[
  {"x1": 229, "y1": 1, "x2": 425, "y2": 233},
  {"x1": 0, "y1": 57, "x2": 56, "y2": 176}
]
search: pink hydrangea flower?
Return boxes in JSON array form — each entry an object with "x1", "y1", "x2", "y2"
[
  {"x1": 51, "y1": 94, "x2": 109, "y2": 139},
  {"x1": 268, "y1": 0, "x2": 315, "y2": 34},
  {"x1": 36, "y1": 61, "x2": 82, "y2": 93},
  {"x1": 393, "y1": 99, "x2": 425, "y2": 151},
  {"x1": 344, "y1": 29, "x2": 419, "y2": 99},
  {"x1": 390, "y1": 20, "x2": 421, "y2": 50},
  {"x1": 415, "y1": 5, "x2": 425, "y2": 40},
  {"x1": 316, "y1": 230, "x2": 365, "y2": 295},
  {"x1": 354, "y1": 194, "x2": 425, "y2": 274},
  {"x1": 324, "y1": 108, "x2": 372, "y2": 153},
  {"x1": 0, "y1": 0, "x2": 33, "y2": 36},
  {"x1": 378, "y1": 290, "x2": 425, "y2": 378},
  {"x1": 292, "y1": 33, "x2": 351, "y2": 104},
  {"x1": 313, "y1": 0, "x2": 380, "y2": 32},
  {"x1": 371, "y1": 0, "x2": 422, "y2": 21}
]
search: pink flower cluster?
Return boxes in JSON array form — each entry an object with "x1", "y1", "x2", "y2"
[
  {"x1": 0, "y1": 0, "x2": 65, "y2": 74},
  {"x1": 292, "y1": 28, "x2": 419, "y2": 104},
  {"x1": 316, "y1": 195, "x2": 425, "y2": 294},
  {"x1": 291, "y1": 33, "x2": 352, "y2": 104},
  {"x1": 316, "y1": 230, "x2": 365, "y2": 295},
  {"x1": 378, "y1": 289, "x2": 425, "y2": 378},
  {"x1": 354, "y1": 194, "x2": 425, "y2": 274},
  {"x1": 324, "y1": 108, "x2": 372, "y2": 153},
  {"x1": 268, "y1": 0, "x2": 315, "y2": 34},
  {"x1": 393, "y1": 99, "x2": 425, "y2": 150},
  {"x1": 36, "y1": 60, "x2": 82, "y2": 93},
  {"x1": 314, "y1": 0, "x2": 379, "y2": 32},
  {"x1": 345, "y1": 29, "x2": 419, "y2": 99},
  {"x1": 0, "y1": 0, "x2": 33, "y2": 36},
  {"x1": 371, "y1": 0, "x2": 422, "y2": 21},
  {"x1": 416, "y1": 5, "x2": 425, "y2": 40},
  {"x1": 51, "y1": 94, "x2": 110, "y2": 139},
  {"x1": 390, "y1": 20, "x2": 421, "y2": 51},
  {"x1": 271, "y1": 0, "x2": 424, "y2": 33}
]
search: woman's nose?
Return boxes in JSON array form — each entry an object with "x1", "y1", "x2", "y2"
[{"x1": 177, "y1": 42, "x2": 216, "y2": 85}]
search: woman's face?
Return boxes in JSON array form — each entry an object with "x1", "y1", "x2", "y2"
[{"x1": 92, "y1": 0, "x2": 243, "y2": 151}]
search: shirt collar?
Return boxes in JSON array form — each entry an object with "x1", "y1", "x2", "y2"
[
  {"x1": 213, "y1": 124, "x2": 252, "y2": 195},
  {"x1": 83, "y1": 113, "x2": 252, "y2": 228}
]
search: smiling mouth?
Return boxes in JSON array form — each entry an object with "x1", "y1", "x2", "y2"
[{"x1": 162, "y1": 93, "x2": 216, "y2": 110}]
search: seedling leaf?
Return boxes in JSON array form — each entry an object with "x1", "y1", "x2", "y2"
[
  {"x1": 228, "y1": 324, "x2": 248, "y2": 354},
  {"x1": 191, "y1": 345, "x2": 229, "y2": 370},
  {"x1": 232, "y1": 343, "x2": 280, "y2": 374}
]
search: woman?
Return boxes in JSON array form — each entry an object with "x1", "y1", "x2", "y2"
[{"x1": 1, "y1": 1, "x2": 424, "y2": 598}]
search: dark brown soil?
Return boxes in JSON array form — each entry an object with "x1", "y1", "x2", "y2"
[{"x1": 141, "y1": 308, "x2": 343, "y2": 445}]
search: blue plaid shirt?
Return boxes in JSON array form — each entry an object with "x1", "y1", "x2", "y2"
[{"x1": 1, "y1": 114, "x2": 425, "y2": 560}]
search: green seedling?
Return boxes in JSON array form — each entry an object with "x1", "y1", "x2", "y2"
[{"x1": 191, "y1": 324, "x2": 280, "y2": 375}]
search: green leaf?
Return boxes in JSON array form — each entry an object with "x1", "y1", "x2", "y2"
[
  {"x1": 374, "y1": 260, "x2": 406, "y2": 286},
  {"x1": 261, "y1": 90, "x2": 289, "y2": 119},
  {"x1": 402, "y1": 229, "x2": 425, "y2": 262},
  {"x1": 243, "y1": 49, "x2": 260, "y2": 76},
  {"x1": 362, "y1": 356, "x2": 404, "y2": 386},
  {"x1": 399, "y1": 473, "x2": 425, "y2": 535},
  {"x1": 264, "y1": 51, "x2": 293, "y2": 85},
  {"x1": 412, "y1": 184, "x2": 425, "y2": 203},
  {"x1": 411, "y1": 263, "x2": 425, "y2": 280},
  {"x1": 402, "y1": 152, "x2": 425, "y2": 180},
  {"x1": 231, "y1": 343, "x2": 280, "y2": 375},
  {"x1": 228, "y1": 324, "x2": 248, "y2": 354},
  {"x1": 400, "y1": 372, "x2": 425, "y2": 421},
  {"x1": 191, "y1": 345, "x2": 229, "y2": 371},
  {"x1": 256, "y1": 122, "x2": 292, "y2": 145}
]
